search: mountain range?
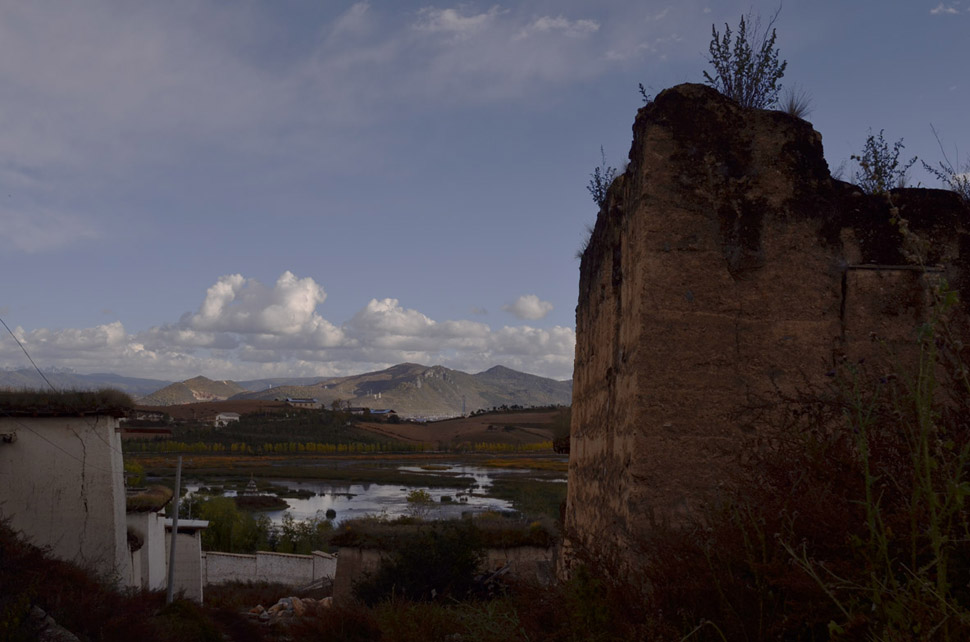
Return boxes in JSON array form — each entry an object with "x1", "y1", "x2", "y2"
[
  {"x1": 137, "y1": 363, "x2": 572, "y2": 418},
  {"x1": 0, "y1": 369, "x2": 171, "y2": 397}
]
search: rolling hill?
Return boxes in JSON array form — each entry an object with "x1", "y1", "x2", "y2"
[
  {"x1": 139, "y1": 364, "x2": 572, "y2": 418},
  {"x1": 137, "y1": 376, "x2": 247, "y2": 405}
]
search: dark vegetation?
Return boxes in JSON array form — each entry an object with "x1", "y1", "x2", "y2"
[
  {"x1": 331, "y1": 513, "x2": 556, "y2": 551},
  {"x1": 177, "y1": 495, "x2": 336, "y2": 555},
  {"x1": 853, "y1": 128, "x2": 917, "y2": 194},
  {"x1": 351, "y1": 520, "x2": 487, "y2": 605},
  {"x1": 0, "y1": 388, "x2": 133, "y2": 415},
  {"x1": 923, "y1": 124, "x2": 970, "y2": 202},
  {"x1": 487, "y1": 478, "x2": 566, "y2": 522},
  {"x1": 126, "y1": 407, "x2": 392, "y2": 453},
  {"x1": 0, "y1": 520, "x2": 230, "y2": 641},
  {"x1": 587, "y1": 146, "x2": 617, "y2": 209},
  {"x1": 703, "y1": 7, "x2": 786, "y2": 109}
]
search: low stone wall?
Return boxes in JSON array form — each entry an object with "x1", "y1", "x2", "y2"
[
  {"x1": 203, "y1": 550, "x2": 336, "y2": 587},
  {"x1": 484, "y1": 546, "x2": 555, "y2": 584},
  {"x1": 332, "y1": 548, "x2": 383, "y2": 602},
  {"x1": 332, "y1": 546, "x2": 556, "y2": 602}
]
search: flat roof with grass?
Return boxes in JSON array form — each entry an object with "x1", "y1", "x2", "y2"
[{"x1": 0, "y1": 389, "x2": 133, "y2": 417}]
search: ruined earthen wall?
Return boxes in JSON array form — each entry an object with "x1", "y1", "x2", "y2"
[{"x1": 564, "y1": 84, "x2": 970, "y2": 573}]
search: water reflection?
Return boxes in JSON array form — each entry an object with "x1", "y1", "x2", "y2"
[
  {"x1": 260, "y1": 480, "x2": 511, "y2": 525},
  {"x1": 182, "y1": 462, "x2": 548, "y2": 525}
]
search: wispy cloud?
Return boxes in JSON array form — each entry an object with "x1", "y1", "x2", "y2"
[
  {"x1": 521, "y1": 15, "x2": 600, "y2": 39},
  {"x1": 930, "y1": 2, "x2": 960, "y2": 14},
  {"x1": 415, "y1": 6, "x2": 506, "y2": 38},
  {"x1": 0, "y1": 205, "x2": 99, "y2": 252},
  {"x1": 0, "y1": 2, "x2": 684, "y2": 253}
]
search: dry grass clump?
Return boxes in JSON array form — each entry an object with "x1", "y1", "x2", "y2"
[
  {"x1": 330, "y1": 514, "x2": 556, "y2": 550},
  {"x1": 125, "y1": 485, "x2": 174, "y2": 513},
  {"x1": 0, "y1": 520, "x2": 242, "y2": 641}
]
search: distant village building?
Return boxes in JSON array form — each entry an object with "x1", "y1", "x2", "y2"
[
  {"x1": 285, "y1": 397, "x2": 320, "y2": 409},
  {"x1": 213, "y1": 412, "x2": 240, "y2": 427},
  {"x1": 130, "y1": 410, "x2": 169, "y2": 423}
]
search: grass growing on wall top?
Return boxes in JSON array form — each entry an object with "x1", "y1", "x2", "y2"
[{"x1": 0, "y1": 388, "x2": 133, "y2": 415}]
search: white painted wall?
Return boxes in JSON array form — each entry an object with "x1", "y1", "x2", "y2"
[
  {"x1": 203, "y1": 550, "x2": 336, "y2": 587},
  {"x1": 0, "y1": 416, "x2": 130, "y2": 583},
  {"x1": 165, "y1": 521, "x2": 207, "y2": 603},
  {"x1": 256, "y1": 551, "x2": 314, "y2": 585},
  {"x1": 312, "y1": 551, "x2": 337, "y2": 582},
  {"x1": 203, "y1": 551, "x2": 257, "y2": 584},
  {"x1": 127, "y1": 511, "x2": 168, "y2": 590}
]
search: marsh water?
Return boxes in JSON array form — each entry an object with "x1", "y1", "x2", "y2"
[{"x1": 184, "y1": 462, "x2": 565, "y2": 525}]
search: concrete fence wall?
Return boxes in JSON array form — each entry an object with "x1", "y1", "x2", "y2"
[{"x1": 203, "y1": 550, "x2": 336, "y2": 587}]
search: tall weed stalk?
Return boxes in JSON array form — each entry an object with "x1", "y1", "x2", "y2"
[{"x1": 786, "y1": 280, "x2": 970, "y2": 640}]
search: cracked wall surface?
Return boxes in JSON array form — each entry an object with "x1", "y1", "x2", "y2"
[
  {"x1": 563, "y1": 83, "x2": 970, "y2": 575},
  {"x1": 0, "y1": 415, "x2": 131, "y2": 582}
]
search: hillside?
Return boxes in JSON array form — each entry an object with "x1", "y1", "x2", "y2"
[
  {"x1": 228, "y1": 363, "x2": 572, "y2": 418},
  {"x1": 136, "y1": 364, "x2": 571, "y2": 417},
  {"x1": 356, "y1": 408, "x2": 568, "y2": 447},
  {"x1": 137, "y1": 376, "x2": 246, "y2": 405}
]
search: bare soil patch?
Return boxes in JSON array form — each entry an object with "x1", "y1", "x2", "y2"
[{"x1": 356, "y1": 410, "x2": 558, "y2": 445}]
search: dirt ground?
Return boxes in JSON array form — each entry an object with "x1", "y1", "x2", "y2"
[{"x1": 355, "y1": 410, "x2": 560, "y2": 445}]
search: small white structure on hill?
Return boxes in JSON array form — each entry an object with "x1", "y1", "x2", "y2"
[
  {"x1": 214, "y1": 412, "x2": 240, "y2": 427},
  {"x1": 286, "y1": 397, "x2": 320, "y2": 409}
]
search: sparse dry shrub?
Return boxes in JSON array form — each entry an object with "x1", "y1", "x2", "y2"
[
  {"x1": 0, "y1": 520, "x2": 259, "y2": 642},
  {"x1": 289, "y1": 600, "x2": 381, "y2": 642},
  {"x1": 853, "y1": 128, "x2": 917, "y2": 194},
  {"x1": 923, "y1": 124, "x2": 970, "y2": 203},
  {"x1": 781, "y1": 84, "x2": 813, "y2": 119}
]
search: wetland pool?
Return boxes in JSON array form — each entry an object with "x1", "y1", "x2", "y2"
[{"x1": 183, "y1": 462, "x2": 565, "y2": 525}]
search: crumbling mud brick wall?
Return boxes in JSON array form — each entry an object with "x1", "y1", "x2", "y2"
[{"x1": 564, "y1": 83, "x2": 970, "y2": 575}]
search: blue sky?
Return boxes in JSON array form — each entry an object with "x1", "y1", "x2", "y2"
[{"x1": 0, "y1": 1, "x2": 967, "y2": 382}]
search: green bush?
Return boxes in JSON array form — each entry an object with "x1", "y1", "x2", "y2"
[
  {"x1": 587, "y1": 146, "x2": 617, "y2": 208},
  {"x1": 353, "y1": 520, "x2": 485, "y2": 605},
  {"x1": 852, "y1": 128, "x2": 917, "y2": 194},
  {"x1": 194, "y1": 496, "x2": 270, "y2": 553},
  {"x1": 703, "y1": 9, "x2": 787, "y2": 109},
  {"x1": 275, "y1": 511, "x2": 334, "y2": 554}
]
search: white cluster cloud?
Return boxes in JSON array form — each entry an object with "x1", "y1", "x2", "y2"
[
  {"x1": 502, "y1": 294, "x2": 554, "y2": 320},
  {"x1": 0, "y1": 272, "x2": 575, "y2": 381}
]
